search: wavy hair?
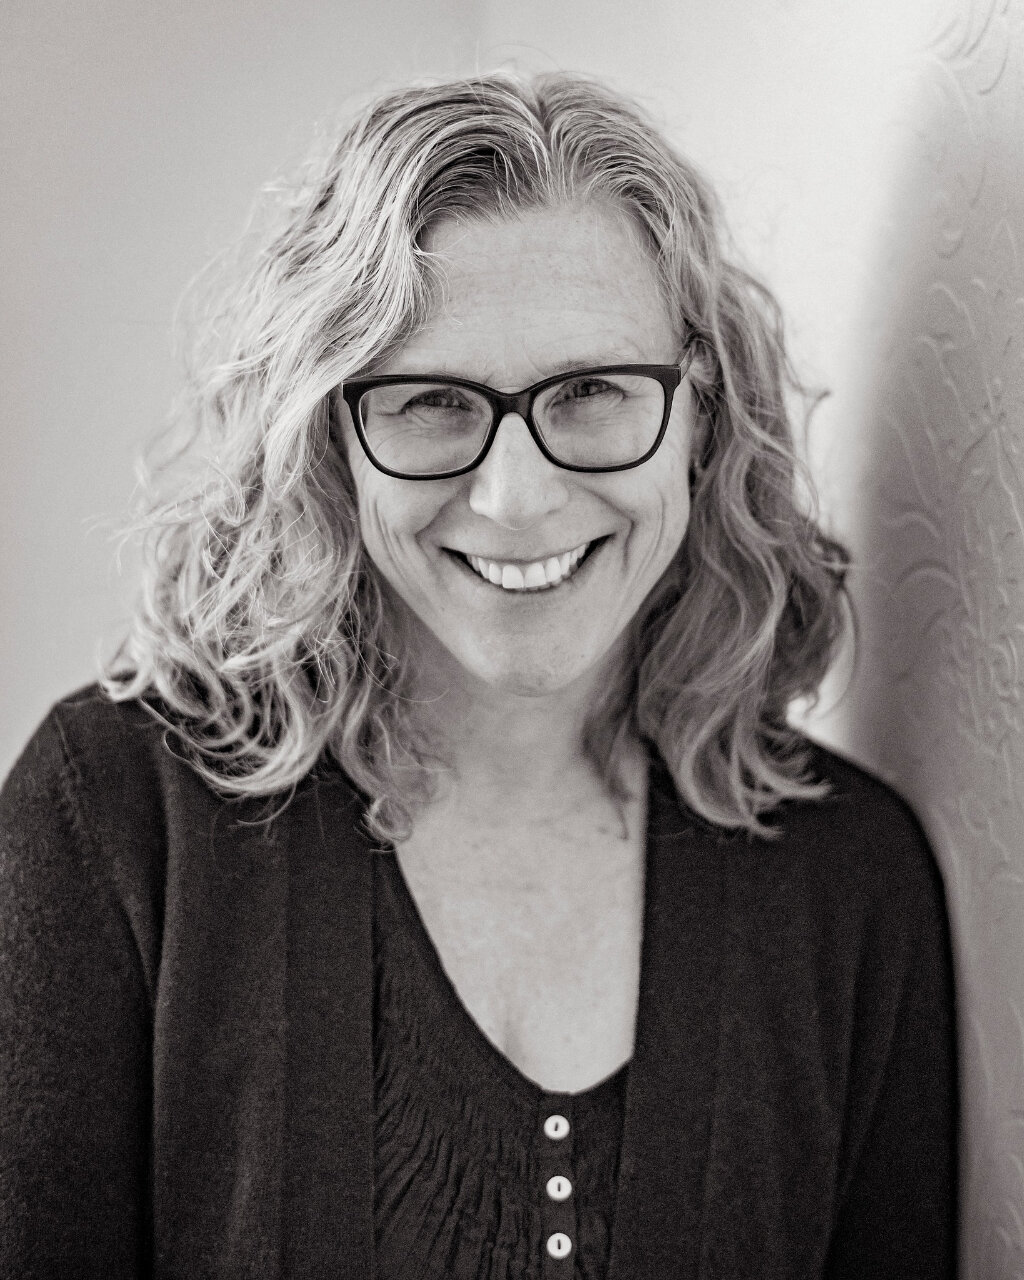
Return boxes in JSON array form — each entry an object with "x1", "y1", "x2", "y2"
[{"x1": 103, "y1": 70, "x2": 849, "y2": 839}]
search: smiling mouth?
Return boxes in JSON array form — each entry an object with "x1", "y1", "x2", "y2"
[{"x1": 447, "y1": 539, "x2": 605, "y2": 591}]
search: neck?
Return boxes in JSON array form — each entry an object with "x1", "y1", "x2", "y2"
[
  {"x1": 403, "y1": 660, "x2": 646, "y2": 842},
  {"x1": 430, "y1": 682, "x2": 595, "y2": 789}
]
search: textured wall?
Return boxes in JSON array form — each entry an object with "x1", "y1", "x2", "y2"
[{"x1": 842, "y1": 3, "x2": 1024, "y2": 1274}]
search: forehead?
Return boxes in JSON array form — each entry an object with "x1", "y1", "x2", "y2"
[{"x1": 387, "y1": 203, "x2": 678, "y2": 382}]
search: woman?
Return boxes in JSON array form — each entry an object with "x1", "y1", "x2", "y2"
[{"x1": 0, "y1": 73, "x2": 957, "y2": 1278}]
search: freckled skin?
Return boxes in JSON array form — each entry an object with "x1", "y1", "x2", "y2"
[{"x1": 341, "y1": 203, "x2": 695, "y2": 704}]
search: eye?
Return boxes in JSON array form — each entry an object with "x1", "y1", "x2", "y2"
[
  {"x1": 399, "y1": 387, "x2": 475, "y2": 413},
  {"x1": 555, "y1": 376, "x2": 621, "y2": 403}
]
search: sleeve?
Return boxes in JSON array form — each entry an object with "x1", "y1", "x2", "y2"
[
  {"x1": 0, "y1": 710, "x2": 151, "y2": 1278},
  {"x1": 824, "y1": 846, "x2": 959, "y2": 1279}
]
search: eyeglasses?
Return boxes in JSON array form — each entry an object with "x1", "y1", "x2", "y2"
[{"x1": 339, "y1": 347, "x2": 694, "y2": 481}]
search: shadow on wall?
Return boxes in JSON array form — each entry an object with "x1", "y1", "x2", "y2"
[{"x1": 843, "y1": 10, "x2": 1024, "y2": 1278}]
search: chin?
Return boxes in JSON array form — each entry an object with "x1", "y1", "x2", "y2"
[
  {"x1": 481, "y1": 669, "x2": 575, "y2": 699},
  {"x1": 462, "y1": 644, "x2": 602, "y2": 700}
]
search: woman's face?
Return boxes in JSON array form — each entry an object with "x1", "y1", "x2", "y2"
[{"x1": 340, "y1": 202, "x2": 695, "y2": 703}]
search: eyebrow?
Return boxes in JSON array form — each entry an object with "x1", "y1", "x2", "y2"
[
  {"x1": 377, "y1": 350, "x2": 653, "y2": 384},
  {"x1": 545, "y1": 352, "x2": 642, "y2": 376}
]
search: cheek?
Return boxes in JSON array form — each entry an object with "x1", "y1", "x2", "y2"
[
  {"x1": 348, "y1": 461, "x2": 451, "y2": 583},
  {"x1": 648, "y1": 491, "x2": 691, "y2": 572},
  {"x1": 665, "y1": 478, "x2": 692, "y2": 542},
  {"x1": 641, "y1": 402, "x2": 694, "y2": 544},
  {"x1": 657, "y1": 422, "x2": 694, "y2": 541},
  {"x1": 344, "y1": 452, "x2": 405, "y2": 564},
  {"x1": 616, "y1": 446, "x2": 692, "y2": 556},
  {"x1": 357, "y1": 489, "x2": 415, "y2": 569},
  {"x1": 340, "y1": 415, "x2": 431, "y2": 592}
]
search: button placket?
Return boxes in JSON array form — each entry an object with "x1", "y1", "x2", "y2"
[{"x1": 537, "y1": 1096, "x2": 577, "y2": 1276}]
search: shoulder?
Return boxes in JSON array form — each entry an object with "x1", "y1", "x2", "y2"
[
  {"x1": 654, "y1": 735, "x2": 951, "y2": 971},
  {"x1": 0, "y1": 687, "x2": 172, "y2": 1006},
  {"x1": 15, "y1": 681, "x2": 171, "y2": 779},
  {"x1": 787, "y1": 736, "x2": 945, "y2": 912},
  {"x1": 799, "y1": 736, "x2": 927, "y2": 833},
  {"x1": 655, "y1": 733, "x2": 942, "y2": 902},
  {"x1": 2, "y1": 684, "x2": 362, "y2": 1001},
  {"x1": 752, "y1": 738, "x2": 952, "y2": 984},
  {"x1": 3, "y1": 687, "x2": 241, "y2": 999},
  {"x1": 3, "y1": 683, "x2": 191, "y2": 842}
]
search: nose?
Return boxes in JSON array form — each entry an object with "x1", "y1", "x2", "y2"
[{"x1": 467, "y1": 412, "x2": 571, "y2": 529}]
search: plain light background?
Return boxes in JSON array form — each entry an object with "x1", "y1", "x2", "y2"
[{"x1": 3, "y1": 2, "x2": 1023, "y2": 1274}]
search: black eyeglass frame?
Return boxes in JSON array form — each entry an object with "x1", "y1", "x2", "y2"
[{"x1": 338, "y1": 348, "x2": 694, "y2": 481}]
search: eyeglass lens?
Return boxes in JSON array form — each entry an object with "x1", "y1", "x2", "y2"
[{"x1": 357, "y1": 371, "x2": 667, "y2": 475}]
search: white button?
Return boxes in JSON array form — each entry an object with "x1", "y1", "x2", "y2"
[
  {"x1": 546, "y1": 1232, "x2": 573, "y2": 1259},
  {"x1": 546, "y1": 1174, "x2": 572, "y2": 1201},
  {"x1": 543, "y1": 1113, "x2": 570, "y2": 1140}
]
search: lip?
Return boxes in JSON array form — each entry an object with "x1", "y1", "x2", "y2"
[
  {"x1": 443, "y1": 536, "x2": 608, "y2": 592},
  {"x1": 444, "y1": 540, "x2": 600, "y2": 566}
]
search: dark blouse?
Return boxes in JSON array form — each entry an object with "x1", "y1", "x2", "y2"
[
  {"x1": 0, "y1": 690, "x2": 959, "y2": 1277},
  {"x1": 373, "y1": 851, "x2": 627, "y2": 1280}
]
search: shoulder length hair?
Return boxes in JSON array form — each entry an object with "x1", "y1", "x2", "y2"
[{"x1": 103, "y1": 70, "x2": 849, "y2": 839}]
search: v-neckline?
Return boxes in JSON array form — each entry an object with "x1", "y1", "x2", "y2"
[
  {"x1": 280, "y1": 748, "x2": 730, "y2": 1279},
  {"x1": 376, "y1": 847, "x2": 632, "y2": 1105}
]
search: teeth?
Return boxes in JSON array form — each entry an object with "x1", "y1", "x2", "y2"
[{"x1": 465, "y1": 542, "x2": 592, "y2": 591}]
